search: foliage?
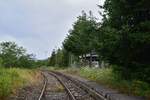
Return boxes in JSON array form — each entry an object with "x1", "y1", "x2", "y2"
[
  {"x1": 63, "y1": 67, "x2": 150, "y2": 98},
  {"x1": 79, "y1": 67, "x2": 118, "y2": 84},
  {"x1": 56, "y1": 49, "x2": 70, "y2": 67},
  {"x1": 99, "y1": 0, "x2": 150, "y2": 82},
  {"x1": 62, "y1": 2, "x2": 150, "y2": 82},
  {"x1": 48, "y1": 48, "x2": 70, "y2": 67},
  {"x1": 0, "y1": 68, "x2": 40, "y2": 99},
  {"x1": 0, "y1": 57, "x2": 3, "y2": 67},
  {"x1": 35, "y1": 59, "x2": 48, "y2": 67},
  {"x1": 48, "y1": 49, "x2": 56, "y2": 66},
  {"x1": 63, "y1": 11, "x2": 98, "y2": 56},
  {"x1": 0, "y1": 41, "x2": 36, "y2": 68}
]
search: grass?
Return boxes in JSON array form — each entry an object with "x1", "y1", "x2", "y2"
[
  {"x1": 54, "y1": 83, "x2": 65, "y2": 92},
  {"x1": 61, "y1": 67, "x2": 150, "y2": 99},
  {"x1": 0, "y1": 67, "x2": 41, "y2": 100}
]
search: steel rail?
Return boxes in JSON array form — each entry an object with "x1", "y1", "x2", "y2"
[
  {"x1": 51, "y1": 71, "x2": 107, "y2": 100},
  {"x1": 49, "y1": 72, "x2": 76, "y2": 100},
  {"x1": 38, "y1": 72, "x2": 47, "y2": 100}
]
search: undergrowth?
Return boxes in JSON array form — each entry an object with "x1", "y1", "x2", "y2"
[
  {"x1": 62, "y1": 67, "x2": 150, "y2": 99},
  {"x1": 0, "y1": 68, "x2": 40, "y2": 100}
]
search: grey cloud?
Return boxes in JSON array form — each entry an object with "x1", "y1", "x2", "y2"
[{"x1": 0, "y1": 0, "x2": 105, "y2": 59}]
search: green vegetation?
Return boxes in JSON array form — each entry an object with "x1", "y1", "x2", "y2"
[
  {"x1": 63, "y1": 67, "x2": 150, "y2": 98},
  {"x1": 63, "y1": 11, "x2": 98, "y2": 57},
  {"x1": 63, "y1": 11, "x2": 98, "y2": 67},
  {"x1": 0, "y1": 41, "x2": 36, "y2": 68},
  {"x1": 48, "y1": 0, "x2": 150, "y2": 97},
  {"x1": 0, "y1": 68, "x2": 40, "y2": 99},
  {"x1": 100, "y1": 0, "x2": 150, "y2": 82},
  {"x1": 0, "y1": 0, "x2": 149, "y2": 98},
  {"x1": 47, "y1": 49, "x2": 70, "y2": 67},
  {"x1": 60, "y1": 0, "x2": 150, "y2": 83}
]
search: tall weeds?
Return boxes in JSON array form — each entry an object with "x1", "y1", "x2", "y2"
[
  {"x1": 79, "y1": 67, "x2": 150, "y2": 98},
  {"x1": 0, "y1": 68, "x2": 39, "y2": 99}
]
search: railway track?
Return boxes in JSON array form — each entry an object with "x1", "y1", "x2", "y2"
[
  {"x1": 38, "y1": 72, "x2": 47, "y2": 100},
  {"x1": 38, "y1": 71, "x2": 107, "y2": 100}
]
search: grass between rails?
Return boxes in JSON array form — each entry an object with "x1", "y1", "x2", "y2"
[
  {"x1": 0, "y1": 68, "x2": 41, "y2": 100},
  {"x1": 60, "y1": 67, "x2": 150, "y2": 99}
]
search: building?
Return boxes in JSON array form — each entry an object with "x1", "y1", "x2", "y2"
[
  {"x1": 79, "y1": 52, "x2": 99, "y2": 67},
  {"x1": 70, "y1": 52, "x2": 108, "y2": 68}
]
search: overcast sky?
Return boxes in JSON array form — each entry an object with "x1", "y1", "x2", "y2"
[{"x1": 0, "y1": 0, "x2": 105, "y2": 59}]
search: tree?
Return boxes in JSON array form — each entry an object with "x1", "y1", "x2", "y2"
[
  {"x1": 0, "y1": 41, "x2": 36, "y2": 68},
  {"x1": 56, "y1": 48, "x2": 70, "y2": 67},
  {"x1": 18, "y1": 54, "x2": 35, "y2": 68},
  {"x1": 0, "y1": 57, "x2": 3, "y2": 67},
  {"x1": 63, "y1": 11, "x2": 99, "y2": 66},
  {"x1": 48, "y1": 49, "x2": 56, "y2": 66},
  {"x1": 35, "y1": 59, "x2": 48, "y2": 67},
  {"x1": 0, "y1": 42, "x2": 25, "y2": 67},
  {"x1": 99, "y1": 0, "x2": 150, "y2": 82},
  {"x1": 48, "y1": 48, "x2": 70, "y2": 67}
]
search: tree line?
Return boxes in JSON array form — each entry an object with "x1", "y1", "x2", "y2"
[
  {"x1": 48, "y1": 0, "x2": 150, "y2": 83},
  {"x1": 47, "y1": 48, "x2": 70, "y2": 67},
  {"x1": 0, "y1": 41, "x2": 42, "y2": 68}
]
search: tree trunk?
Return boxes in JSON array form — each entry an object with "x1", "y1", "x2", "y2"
[{"x1": 89, "y1": 52, "x2": 92, "y2": 67}]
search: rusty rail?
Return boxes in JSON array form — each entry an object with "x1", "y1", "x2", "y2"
[
  {"x1": 50, "y1": 71, "x2": 107, "y2": 100},
  {"x1": 38, "y1": 72, "x2": 47, "y2": 100}
]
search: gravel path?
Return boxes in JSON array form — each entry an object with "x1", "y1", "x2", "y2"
[{"x1": 41, "y1": 72, "x2": 69, "y2": 100}]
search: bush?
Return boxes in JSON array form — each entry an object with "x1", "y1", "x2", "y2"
[{"x1": 131, "y1": 80, "x2": 150, "y2": 97}]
